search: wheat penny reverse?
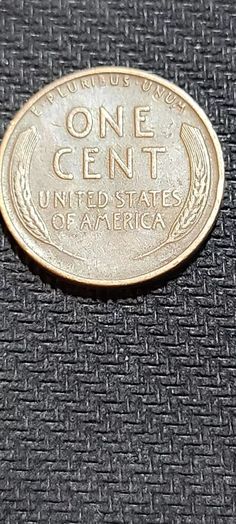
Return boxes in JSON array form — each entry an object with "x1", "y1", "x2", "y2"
[{"x1": 0, "y1": 67, "x2": 224, "y2": 286}]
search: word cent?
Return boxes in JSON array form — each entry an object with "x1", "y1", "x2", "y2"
[{"x1": 0, "y1": 67, "x2": 224, "y2": 286}]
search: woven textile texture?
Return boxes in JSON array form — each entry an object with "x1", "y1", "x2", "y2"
[{"x1": 0, "y1": 0, "x2": 235, "y2": 523}]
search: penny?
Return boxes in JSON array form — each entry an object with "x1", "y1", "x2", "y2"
[{"x1": 0, "y1": 67, "x2": 224, "y2": 286}]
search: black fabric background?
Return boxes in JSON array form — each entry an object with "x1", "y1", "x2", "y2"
[{"x1": 0, "y1": 1, "x2": 235, "y2": 523}]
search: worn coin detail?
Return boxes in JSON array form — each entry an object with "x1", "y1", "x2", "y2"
[{"x1": 0, "y1": 67, "x2": 224, "y2": 285}]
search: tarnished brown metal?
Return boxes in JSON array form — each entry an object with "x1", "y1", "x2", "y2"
[{"x1": 0, "y1": 67, "x2": 224, "y2": 285}]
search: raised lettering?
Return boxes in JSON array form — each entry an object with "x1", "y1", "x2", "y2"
[
  {"x1": 39, "y1": 191, "x2": 50, "y2": 208},
  {"x1": 80, "y1": 213, "x2": 92, "y2": 230},
  {"x1": 109, "y1": 148, "x2": 133, "y2": 179},
  {"x1": 54, "y1": 191, "x2": 68, "y2": 208},
  {"x1": 100, "y1": 106, "x2": 123, "y2": 138},
  {"x1": 152, "y1": 212, "x2": 165, "y2": 229},
  {"x1": 95, "y1": 214, "x2": 111, "y2": 230},
  {"x1": 67, "y1": 107, "x2": 93, "y2": 138},
  {"x1": 31, "y1": 105, "x2": 42, "y2": 117},
  {"x1": 142, "y1": 146, "x2": 166, "y2": 179},
  {"x1": 135, "y1": 106, "x2": 154, "y2": 137},
  {"x1": 53, "y1": 148, "x2": 73, "y2": 180},
  {"x1": 140, "y1": 213, "x2": 151, "y2": 229},
  {"x1": 83, "y1": 147, "x2": 101, "y2": 179},
  {"x1": 172, "y1": 190, "x2": 182, "y2": 207},
  {"x1": 51, "y1": 213, "x2": 64, "y2": 230}
]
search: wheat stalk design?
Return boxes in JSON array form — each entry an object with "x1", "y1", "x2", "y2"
[
  {"x1": 10, "y1": 127, "x2": 84, "y2": 262},
  {"x1": 135, "y1": 123, "x2": 211, "y2": 260},
  {"x1": 167, "y1": 160, "x2": 207, "y2": 242},
  {"x1": 11, "y1": 128, "x2": 51, "y2": 243}
]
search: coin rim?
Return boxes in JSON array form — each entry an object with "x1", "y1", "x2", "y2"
[{"x1": 0, "y1": 66, "x2": 225, "y2": 286}]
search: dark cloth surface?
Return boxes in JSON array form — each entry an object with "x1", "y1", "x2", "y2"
[{"x1": 0, "y1": 1, "x2": 235, "y2": 522}]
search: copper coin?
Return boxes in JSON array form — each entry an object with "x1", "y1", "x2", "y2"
[{"x1": 0, "y1": 67, "x2": 224, "y2": 286}]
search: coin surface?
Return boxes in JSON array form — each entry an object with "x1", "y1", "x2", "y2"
[{"x1": 0, "y1": 67, "x2": 224, "y2": 286}]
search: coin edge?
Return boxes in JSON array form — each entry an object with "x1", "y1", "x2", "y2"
[{"x1": 0, "y1": 66, "x2": 225, "y2": 286}]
